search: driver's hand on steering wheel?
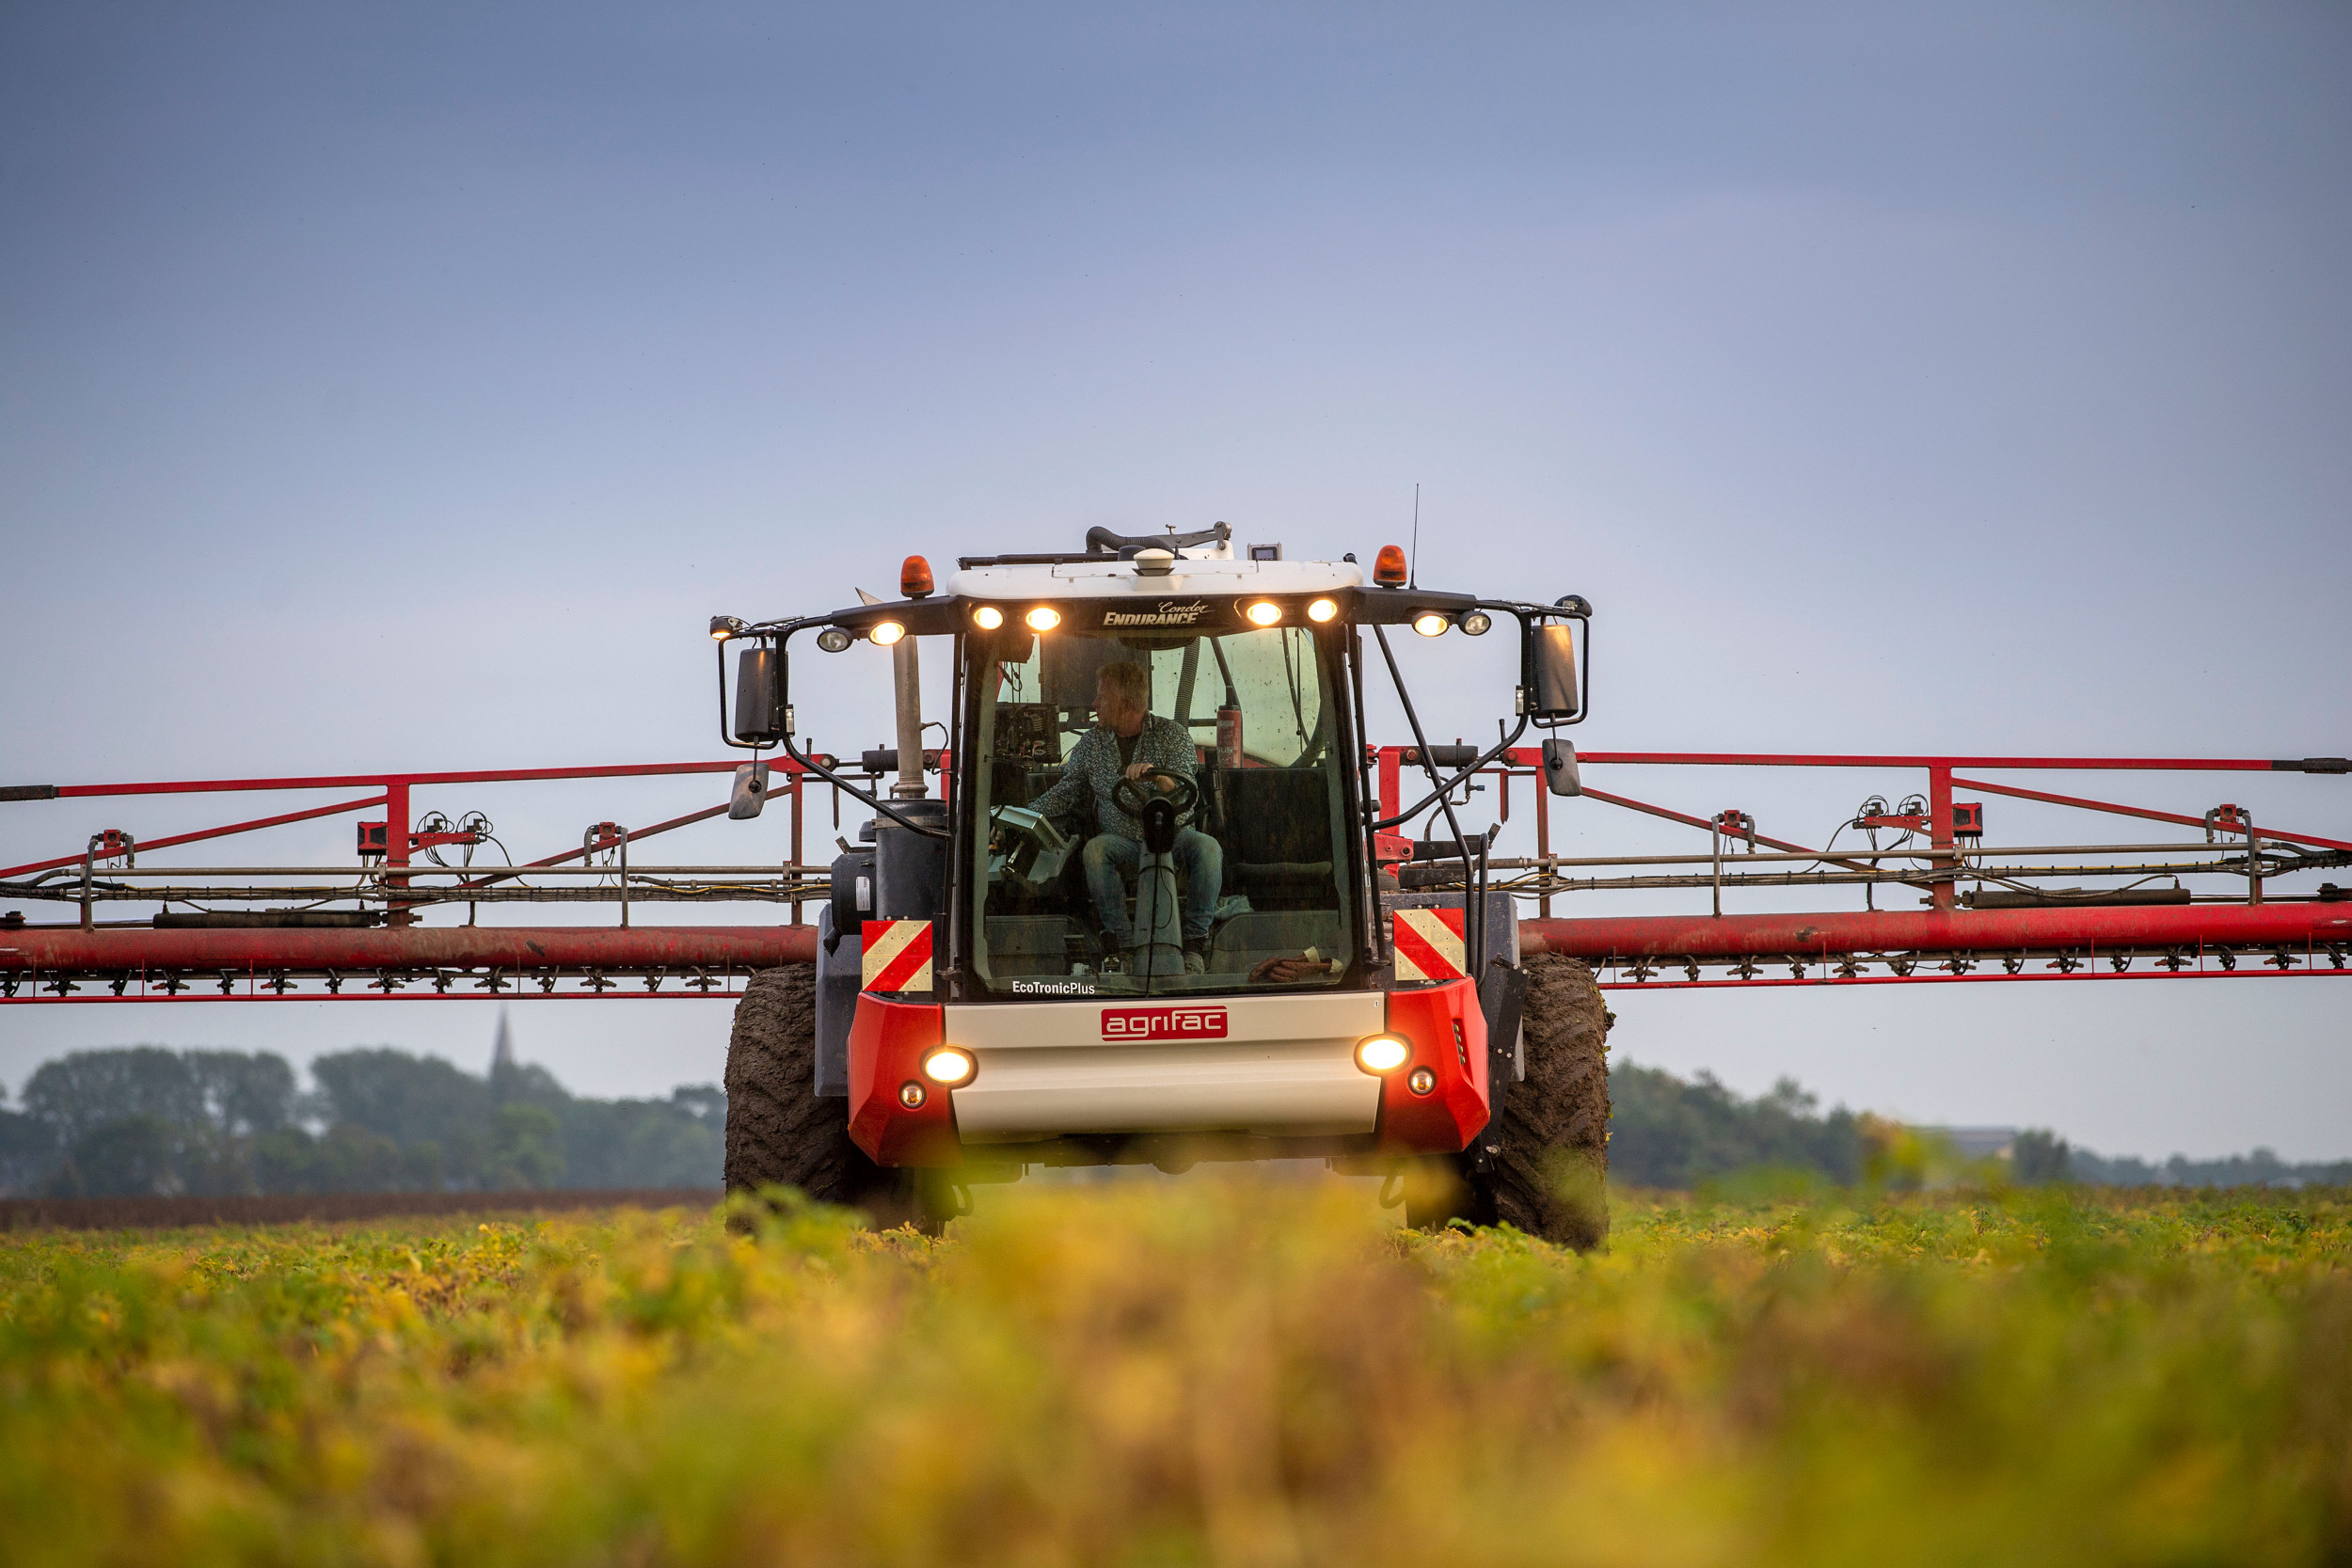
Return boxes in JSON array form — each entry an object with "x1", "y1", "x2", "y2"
[{"x1": 1121, "y1": 763, "x2": 1166, "y2": 784}]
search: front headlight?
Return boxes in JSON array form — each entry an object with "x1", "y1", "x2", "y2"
[
  {"x1": 1354, "y1": 1035, "x2": 1410, "y2": 1074},
  {"x1": 922, "y1": 1047, "x2": 977, "y2": 1086}
]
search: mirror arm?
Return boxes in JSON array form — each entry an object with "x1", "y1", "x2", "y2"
[
  {"x1": 758, "y1": 621, "x2": 952, "y2": 840},
  {"x1": 1370, "y1": 624, "x2": 1501, "y2": 978},
  {"x1": 1369, "y1": 610, "x2": 1534, "y2": 831}
]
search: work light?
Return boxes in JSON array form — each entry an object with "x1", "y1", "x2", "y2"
[{"x1": 1355, "y1": 1035, "x2": 1410, "y2": 1074}]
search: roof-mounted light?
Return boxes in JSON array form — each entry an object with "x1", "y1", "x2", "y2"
[
  {"x1": 816, "y1": 627, "x2": 854, "y2": 653},
  {"x1": 869, "y1": 620, "x2": 907, "y2": 646},
  {"x1": 709, "y1": 614, "x2": 747, "y2": 641},
  {"x1": 1458, "y1": 610, "x2": 1492, "y2": 636},
  {"x1": 1245, "y1": 600, "x2": 1283, "y2": 627},
  {"x1": 1025, "y1": 606, "x2": 1061, "y2": 632},
  {"x1": 1411, "y1": 610, "x2": 1449, "y2": 638},
  {"x1": 901, "y1": 556, "x2": 934, "y2": 598},
  {"x1": 971, "y1": 605, "x2": 1004, "y2": 630},
  {"x1": 1373, "y1": 545, "x2": 1408, "y2": 587},
  {"x1": 1307, "y1": 597, "x2": 1339, "y2": 623}
]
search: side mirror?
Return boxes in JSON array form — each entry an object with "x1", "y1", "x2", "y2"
[
  {"x1": 1525, "y1": 622, "x2": 1581, "y2": 721},
  {"x1": 729, "y1": 761, "x2": 771, "y2": 820},
  {"x1": 734, "y1": 644, "x2": 788, "y2": 743},
  {"x1": 1541, "y1": 738, "x2": 1581, "y2": 798}
]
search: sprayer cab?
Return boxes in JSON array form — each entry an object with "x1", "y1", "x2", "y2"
[{"x1": 708, "y1": 523, "x2": 1590, "y2": 1190}]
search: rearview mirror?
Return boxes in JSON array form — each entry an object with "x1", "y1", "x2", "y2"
[
  {"x1": 734, "y1": 645, "x2": 788, "y2": 743},
  {"x1": 1541, "y1": 738, "x2": 1581, "y2": 798},
  {"x1": 730, "y1": 761, "x2": 771, "y2": 819},
  {"x1": 1525, "y1": 623, "x2": 1581, "y2": 721}
]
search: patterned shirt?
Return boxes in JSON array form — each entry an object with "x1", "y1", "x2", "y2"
[{"x1": 1029, "y1": 713, "x2": 1200, "y2": 842}]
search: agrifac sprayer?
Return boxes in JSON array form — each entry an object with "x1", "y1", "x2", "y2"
[
  {"x1": 18, "y1": 521, "x2": 2328, "y2": 1227},
  {"x1": 711, "y1": 524, "x2": 1608, "y2": 1239}
]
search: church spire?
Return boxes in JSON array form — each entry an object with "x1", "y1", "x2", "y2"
[{"x1": 490, "y1": 1007, "x2": 516, "y2": 1101}]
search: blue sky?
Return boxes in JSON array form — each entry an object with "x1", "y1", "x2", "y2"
[{"x1": 3, "y1": 3, "x2": 2346, "y2": 1157}]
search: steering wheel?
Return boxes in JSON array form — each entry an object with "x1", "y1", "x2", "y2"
[{"x1": 1111, "y1": 767, "x2": 1199, "y2": 819}]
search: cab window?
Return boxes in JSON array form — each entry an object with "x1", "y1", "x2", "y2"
[{"x1": 967, "y1": 623, "x2": 1355, "y2": 996}]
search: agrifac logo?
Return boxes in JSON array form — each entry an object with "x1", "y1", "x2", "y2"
[
  {"x1": 1100, "y1": 1005, "x2": 1229, "y2": 1041},
  {"x1": 1101, "y1": 599, "x2": 1213, "y2": 627}
]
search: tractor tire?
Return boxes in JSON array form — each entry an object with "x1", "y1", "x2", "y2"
[
  {"x1": 1405, "y1": 952, "x2": 1612, "y2": 1249},
  {"x1": 724, "y1": 965, "x2": 947, "y2": 1233}
]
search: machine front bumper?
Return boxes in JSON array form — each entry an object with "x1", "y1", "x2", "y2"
[{"x1": 847, "y1": 981, "x2": 1490, "y2": 1166}]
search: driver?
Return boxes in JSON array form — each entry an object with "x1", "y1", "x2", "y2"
[{"x1": 1027, "y1": 660, "x2": 1223, "y2": 973}]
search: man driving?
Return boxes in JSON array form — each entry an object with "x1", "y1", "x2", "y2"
[{"x1": 1028, "y1": 660, "x2": 1224, "y2": 973}]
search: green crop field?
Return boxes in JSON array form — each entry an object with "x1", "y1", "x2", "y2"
[{"x1": 3, "y1": 1182, "x2": 2347, "y2": 1566}]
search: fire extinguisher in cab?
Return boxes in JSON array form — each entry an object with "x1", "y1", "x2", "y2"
[{"x1": 1216, "y1": 705, "x2": 1243, "y2": 769}]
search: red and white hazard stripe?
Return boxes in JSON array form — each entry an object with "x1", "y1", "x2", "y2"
[
  {"x1": 862, "y1": 919, "x2": 935, "y2": 992},
  {"x1": 1391, "y1": 907, "x2": 1467, "y2": 982}
]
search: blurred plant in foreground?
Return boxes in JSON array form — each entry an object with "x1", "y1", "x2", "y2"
[{"x1": 0, "y1": 1181, "x2": 2345, "y2": 1566}]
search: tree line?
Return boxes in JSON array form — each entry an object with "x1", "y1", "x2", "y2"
[
  {"x1": 7, "y1": 1045, "x2": 2334, "y2": 1199},
  {"x1": 0, "y1": 1046, "x2": 722, "y2": 1197},
  {"x1": 1606, "y1": 1061, "x2": 2352, "y2": 1190}
]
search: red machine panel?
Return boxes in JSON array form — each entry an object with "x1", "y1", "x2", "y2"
[
  {"x1": 1376, "y1": 978, "x2": 1490, "y2": 1154},
  {"x1": 847, "y1": 994, "x2": 961, "y2": 1166}
]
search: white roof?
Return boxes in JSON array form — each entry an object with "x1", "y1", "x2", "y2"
[{"x1": 946, "y1": 553, "x2": 1364, "y2": 601}]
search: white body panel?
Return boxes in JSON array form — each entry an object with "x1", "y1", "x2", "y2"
[
  {"x1": 946, "y1": 555, "x2": 1362, "y2": 602},
  {"x1": 944, "y1": 990, "x2": 1385, "y2": 1142}
]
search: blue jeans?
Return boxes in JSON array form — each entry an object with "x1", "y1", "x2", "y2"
[{"x1": 1082, "y1": 830, "x2": 1223, "y2": 950}]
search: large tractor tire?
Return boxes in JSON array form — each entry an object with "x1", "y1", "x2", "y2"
[
  {"x1": 1406, "y1": 952, "x2": 1613, "y2": 1249},
  {"x1": 724, "y1": 965, "x2": 953, "y2": 1233}
]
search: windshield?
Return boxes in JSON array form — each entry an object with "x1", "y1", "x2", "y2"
[{"x1": 965, "y1": 620, "x2": 1357, "y2": 997}]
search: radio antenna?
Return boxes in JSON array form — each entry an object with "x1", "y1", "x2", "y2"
[{"x1": 1409, "y1": 483, "x2": 1420, "y2": 588}]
